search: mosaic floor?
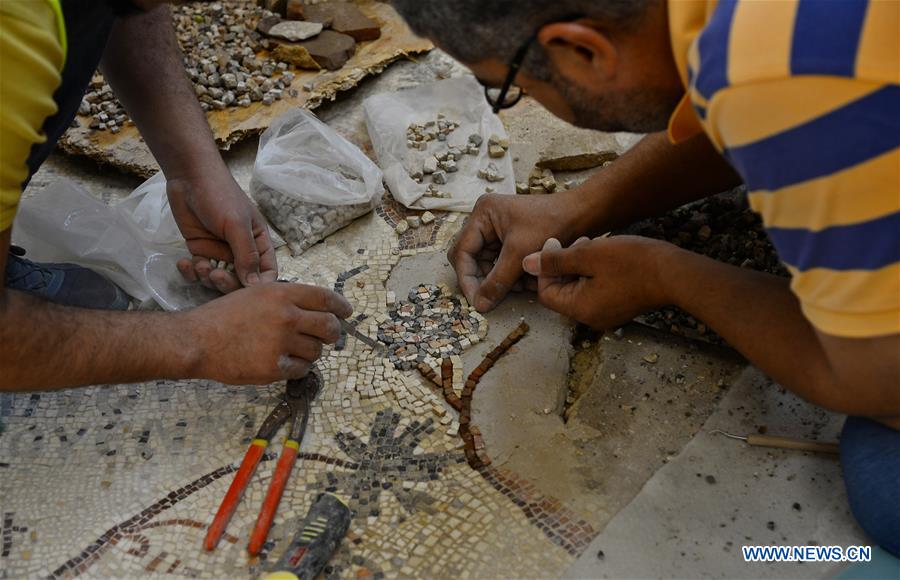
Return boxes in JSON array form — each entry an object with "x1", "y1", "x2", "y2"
[{"x1": 1, "y1": 194, "x2": 592, "y2": 579}]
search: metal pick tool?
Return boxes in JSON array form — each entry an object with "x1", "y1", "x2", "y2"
[
  {"x1": 711, "y1": 430, "x2": 839, "y2": 455},
  {"x1": 340, "y1": 319, "x2": 387, "y2": 357}
]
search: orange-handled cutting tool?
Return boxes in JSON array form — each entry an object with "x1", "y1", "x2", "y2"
[{"x1": 205, "y1": 373, "x2": 319, "y2": 555}]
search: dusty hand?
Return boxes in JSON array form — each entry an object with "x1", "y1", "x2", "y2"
[
  {"x1": 186, "y1": 282, "x2": 352, "y2": 384},
  {"x1": 448, "y1": 192, "x2": 583, "y2": 313},
  {"x1": 168, "y1": 170, "x2": 277, "y2": 293},
  {"x1": 522, "y1": 236, "x2": 675, "y2": 329}
]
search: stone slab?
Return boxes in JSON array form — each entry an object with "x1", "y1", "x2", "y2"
[{"x1": 565, "y1": 367, "x2": 864, "y2": 579}]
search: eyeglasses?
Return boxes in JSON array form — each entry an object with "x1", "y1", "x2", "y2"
[
  {"x1": 484, "y1": 32, "x2": 536, "y2": 114},
  {"x1": 484, "y1": 15, "x2": 586, "y2": 115}
]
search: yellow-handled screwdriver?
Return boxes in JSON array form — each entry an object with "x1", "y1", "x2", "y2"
[{"x1": 264, "y1": 493, "x2": 352, "y2": 580}]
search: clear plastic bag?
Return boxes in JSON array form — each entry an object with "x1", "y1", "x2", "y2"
[
  {"x1": 363, "y1": 77, "x2": 514, "y2": 212},
  {"x1": 250, "y1": 108, "x2": 384, "y2": 255},
  {"x1": 12, "y1": 174, "x2": 219, "y2": 310}
]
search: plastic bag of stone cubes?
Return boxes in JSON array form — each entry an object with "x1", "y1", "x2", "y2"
[
  {"x1": 363, "y1": 76, "x2": 514, "y2": 212},
  {"x1": 251, "y1": 109, "x2": 384, "y2": 255}
]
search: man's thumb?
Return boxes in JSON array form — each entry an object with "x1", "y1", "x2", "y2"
[
  {"x1": 522, "y1": 238, "x2": 563, "y2": 276},
  {"x1": 229, "y1": 222, "x2": 262, "y2": 286}
]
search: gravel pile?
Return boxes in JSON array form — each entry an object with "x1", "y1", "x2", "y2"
[
  {"x1": 80, "y1": 1, "x2": 296, "y2": 132},
  {"x1": 623, "y1": 190, "x2": 788, "y2": 344}
]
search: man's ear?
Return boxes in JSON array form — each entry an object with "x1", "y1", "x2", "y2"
[{"x1": 537, "y1": 22, "x2": 618, "y2": 84}]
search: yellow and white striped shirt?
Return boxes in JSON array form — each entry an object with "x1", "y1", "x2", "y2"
[{"x1": 668, "y1": 0, "x2": 900, "y2": 338}]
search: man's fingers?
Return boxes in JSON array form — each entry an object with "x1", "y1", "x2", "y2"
[
  {"x1": 208, "y1": 268, "x2": 242, "y2": 294},
  {"x1": 473, "y1": 242, "x2": 526, "y2": 313},
  {"x1": 448, "y1": 242, "x2": 481, "y2": 308},
  {"x1": 227, "y1": 219, "x2": 262, "y2": 287},
  {"x1": 538, "y1": 275, "x2": 586, "y2": 319},
  {"x1": 284, "y1": 284, "x2": 353, "y2": 319},
  {"x1": 523, "y1": 238, "x2": 562, "y2": 276},
  {"x1": 448, "y1": 210, "x2": 499, "y2": 305},
  {"x1": 254, "y1": 217, "x2": 279, "y2": 283},
  {"x1": 277, "y1": 355, "x2": 311, "y2": 380},
  {"x1": 524, "y1": 240, "x2": 589, "y2": 279},
  {"x1": 177, "y1": 258, "x2": 198, "y2": 283},
  {"x1": 292, "y1": 310, "x2": 343, "y2": 344},
  {"x1": 572, "y1": 236, "x2": 591, "y2": 247},
  {"x1": 287, "y1": 335, "x2": 324, "y2": 363},
  {"x1": 192, "y1": 256, "x2": 217, "y2": 290}
]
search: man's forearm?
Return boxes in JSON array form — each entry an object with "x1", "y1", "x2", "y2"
[
  {"x1": 655, "y1": 247, "x2": 900, "y2": 426},
  {"x1": 100, "y1": 6, "x2": 224, "y2": 179},
  {"x1": 569, "y1": 131, "x2": 743, "y2": 235},
  {"x1": 0, "y1": 291, "x2": 201, "y2": 391}
]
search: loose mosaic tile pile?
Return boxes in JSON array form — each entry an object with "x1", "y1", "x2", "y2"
[
  {"x1": 0, "y1": 197, "x2": 592, "y2": 578},
  {"x1": 376, "y1": 283, "x2": 487, "y2": 371}
]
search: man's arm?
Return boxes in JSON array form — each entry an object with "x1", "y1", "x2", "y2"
[
  {"x1": 569, "y1": 130, "x2": 743, "y2": 235},
  {"x1": 0, "y1": 229, "x2": 198, "y2": 388},
  {"x1": 100, "y1": 6, "x2": 276, "y2": 292},
  {"x1": 448, "y1": 129, "x2": 742, "y2": 311},
  {"x1": 0, "y1": 228, "x2": 352, "y2": 391},
  {"x1": 662, "y1": 246, "x2": 900, "y2": 426},
  {"x1": 527, "y1": 237, "x2": 900, "y2": 428}
]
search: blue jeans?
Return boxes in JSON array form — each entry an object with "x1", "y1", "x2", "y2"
[{"x1": 840, "y1": 417, "x2": 900, "y2": 557}]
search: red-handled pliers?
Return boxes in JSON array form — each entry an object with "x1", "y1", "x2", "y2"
[{"x1": 204, "y1": 373, "x2": 318, "y2": 555}]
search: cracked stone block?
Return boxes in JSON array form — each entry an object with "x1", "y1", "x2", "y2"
[
  {"x1": 304, "y1": 2, "x2": 382, "y2": 42},
  {"x1": 299, "y1": 30, "x2": 357, "y2": 70}
]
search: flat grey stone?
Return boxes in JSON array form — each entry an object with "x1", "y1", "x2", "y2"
[{"x1": 267, "y1": 20, "x2": 324, "y2": 42}]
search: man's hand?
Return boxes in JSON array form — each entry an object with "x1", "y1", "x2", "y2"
[
  {"x1": 186, "y1": 282, "x2": 352, "y2": 384},
  {"x1": 449, "y1": 192, "x2": 587, "y2": 313},
  {"x1": 524, "y1": 235, "x2": 899, "y2": 425},
  {"x1": 99, "y1": 7, "x2": 277, "y2": 294},
  {"x1": 523, "y1": 236, "x2": 672, "y2": 328},
  {"x1": 448, "y1": 132, "x2": 743, "y2": 315},
  {"x1": 168, "y1": 170, "x2": 277, "y2": 294}
]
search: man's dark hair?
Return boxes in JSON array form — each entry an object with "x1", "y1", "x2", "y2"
[{"x1": 391, "y1": 0, "x2": 655, "y2": 79}]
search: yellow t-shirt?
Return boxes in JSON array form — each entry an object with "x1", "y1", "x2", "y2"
[
  {"x1": 0, "y1": 0, "x2": 65, "y2": 232},
  {"x1": 667, "y1": 0, "x2": 900, "y2": 338}
]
